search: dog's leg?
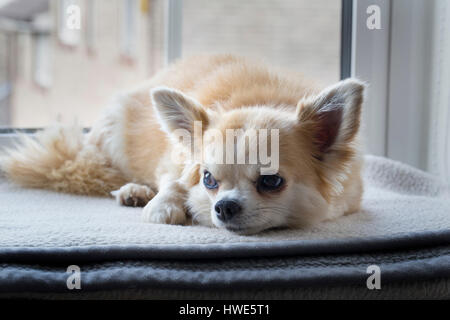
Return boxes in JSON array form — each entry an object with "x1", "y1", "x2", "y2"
[
  {"x1": 142, "y1": 180, "x2": 187, "y2": 225},
  {"x1": 111, "y1": 183, "x2": 156, "y2": 207}
]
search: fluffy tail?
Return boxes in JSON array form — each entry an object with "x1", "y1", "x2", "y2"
[{"x1": 0, "y1": 126, "x2": 127, "y2": 196}]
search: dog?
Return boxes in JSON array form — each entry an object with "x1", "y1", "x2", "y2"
[{"x1": 1, "y1": 54, "x2": 365, "y2": 235}]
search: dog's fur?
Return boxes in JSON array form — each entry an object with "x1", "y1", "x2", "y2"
[{"x1": 0, "y1": 54, "x2": 365, "y2": 234}]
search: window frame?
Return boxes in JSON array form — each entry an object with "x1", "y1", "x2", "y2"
[
  {"x1": 340, "y1": 0, "x2": 353, "y2": 80},
  {"x1": 350, "y1": 0, "x2": 391, "y2": 157},
  {"x1": 428, "y1": 0, "x2": 450, "y2": 180},
  {"x1": 351, "y1": 0, "x2": 448, "y2": 178}
]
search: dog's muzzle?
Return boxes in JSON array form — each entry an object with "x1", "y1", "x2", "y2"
[{"x1": 214, "y1": 199, "x2": 242, "y2": 222}]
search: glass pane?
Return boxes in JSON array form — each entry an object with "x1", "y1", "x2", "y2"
[
  {"x1": 0, "y1": 0, "x2": 341, "y2": 128},
  {"x1": 182, "y1": 0, "x2": 341, "y2": 87},
  {"x1": 0, "y1": 0, "x2": 165, "y2": 128}
]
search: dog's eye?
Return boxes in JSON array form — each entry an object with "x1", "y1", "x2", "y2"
[
  {"x1": 257, "y1": 174, "x2": 284, "y2": 192},
  {"x1": 203, "y1": 171, "x2": 218, "y2": 189}
]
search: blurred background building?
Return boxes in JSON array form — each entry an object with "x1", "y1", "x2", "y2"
[{"x1": 0, "y1": 0, "x2": 340, "y2": 127}]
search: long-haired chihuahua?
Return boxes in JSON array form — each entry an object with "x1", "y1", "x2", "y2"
[{"x1": 1, "y1": 54, "x2": 365, "y2": 234}]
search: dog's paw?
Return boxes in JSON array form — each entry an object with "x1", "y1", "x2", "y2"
[
  {"x1": 111, "y1": 183, "x2": 155, "y2": 207},
  {"x1": 142, "y1": 193, "x2": 186, "y2": 225}
]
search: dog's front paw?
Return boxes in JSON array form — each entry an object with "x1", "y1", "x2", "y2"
[
  {"x1": 111, "y1": 183, "x2": 155, "y2": 207},
  {"x1": 142, "y1": 193, "x2": 186, "y2": 225}
]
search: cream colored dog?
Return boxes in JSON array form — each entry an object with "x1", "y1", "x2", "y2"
[{"x1": 1, "y1": 54, "x2": 364, "y2": 234}]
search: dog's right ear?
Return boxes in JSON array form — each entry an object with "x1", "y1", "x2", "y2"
[{"x1": 150, "y1": 87, "x2": 209, "y2": 135}]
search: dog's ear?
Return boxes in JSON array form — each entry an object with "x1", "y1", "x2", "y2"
[
  {"x1": 296, "y1": 79, "x2": 364, "y2": 157},
  {"x1": 150, "y1": 87, "x2": 209, "y2": 135}
]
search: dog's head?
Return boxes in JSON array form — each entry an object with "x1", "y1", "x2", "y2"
[{"x1": 151, "y1": 79, "x2": 364, "y2": 234}]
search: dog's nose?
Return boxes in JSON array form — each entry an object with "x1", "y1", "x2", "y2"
[{"x1": 215, "y1": 200, "x2": 242, "y2": 222}]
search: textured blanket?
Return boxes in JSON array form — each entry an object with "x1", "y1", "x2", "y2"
[{"x1": 0, "y1": 155, "x2": 449, "y2": 299}]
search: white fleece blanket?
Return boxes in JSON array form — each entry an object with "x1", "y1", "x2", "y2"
[{"x1": 0, "y1": 155, "x2": 449, "y2": 248}]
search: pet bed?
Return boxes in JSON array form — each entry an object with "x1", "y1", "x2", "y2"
[{"x1": 0, "y1": 155, "x2": 449, "y2": 299}]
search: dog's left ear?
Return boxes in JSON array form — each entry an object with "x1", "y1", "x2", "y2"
[
  {"x1": 296, "y1": 79, "x2": 365, "y2": 156},
  {"x1": 150, "y1": 87, "x2": 209, "y2": 135}
]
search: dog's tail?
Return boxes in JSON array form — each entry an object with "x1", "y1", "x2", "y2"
[{"x1": 0, "y1": 126, "x2": 127, "y2": 196}]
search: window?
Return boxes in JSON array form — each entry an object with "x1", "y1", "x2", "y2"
[
  {"x1": 1, "y1": 0, "x2": 446, "y2": 178},
  {"x1": 0, "y1": 0, "x2": 155, "y2": 127},
  {"x1": 0, "y1": 0, "x2": 342, "y2": 128},
  {"x1": 180, "y1": 0, "x2": 342, "y2": 86}
]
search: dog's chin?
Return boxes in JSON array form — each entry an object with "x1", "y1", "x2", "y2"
[
  {"x1": 211, "y1": 216, "x2": 269, "y2": 235},
  {"x1": 226, "y1": 225, "x2": 266, "y2": 235}
]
